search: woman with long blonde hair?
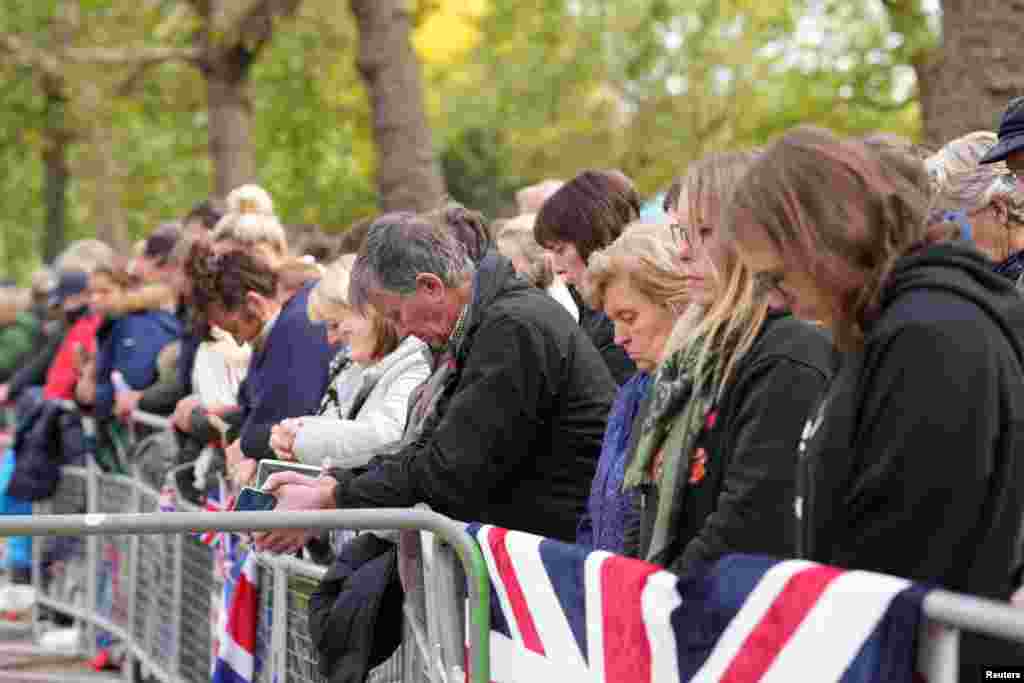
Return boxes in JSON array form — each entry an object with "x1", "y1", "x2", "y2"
[{"x1": 625, "y1": 151, "x2": 834, "y2": 575}]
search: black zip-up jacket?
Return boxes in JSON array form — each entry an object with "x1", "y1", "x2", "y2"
[
  {"x1": 331, "y1": 252, "x2": 617, "y2": 542},
  {"x1": 797, "y1": 243, "x2": 1024, "y2": 677},
  {"x1": 626, "y1": 311, "x2": 835, "y2": 574}
]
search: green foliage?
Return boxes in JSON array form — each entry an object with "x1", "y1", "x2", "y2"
[{"x1": 0, "y1": 0, "x2": 939, "y2": 282}]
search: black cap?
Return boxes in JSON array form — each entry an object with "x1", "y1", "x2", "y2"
[
  {"x1": 143, "y1": 223, "x2": 182, "y2": 265},
  {"x1": 981, "y1": 97, "x2": 1024, "y2": 164},
  {"x1": 48, "y1": 270, "x2": 89, "y2": 308}
]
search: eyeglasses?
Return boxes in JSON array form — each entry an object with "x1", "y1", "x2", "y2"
[
  {"x1": 671, "y1": 223, "x2": 706, "y2": 251},
  {"x1": 752, "y1": 270, "x2": 785, "y2": 300},
  {"x1": 670, "y1": 222, "x2": 686, "y2": 245}
]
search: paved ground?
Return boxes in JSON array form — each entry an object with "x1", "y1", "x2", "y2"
[{"x1": 0, "y1": 558, "x2": 121, "y2": 683}]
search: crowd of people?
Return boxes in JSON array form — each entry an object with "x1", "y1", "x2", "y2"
[{"x1": 3, "y1": 99, "x2": 1024, "y2": 680}]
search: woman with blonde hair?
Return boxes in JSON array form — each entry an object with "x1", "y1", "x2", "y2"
[
  {"x1": 266, "y1": 255, "x2": 429, "y2": 472},
  {"x1": 577, "y1": 221, "x2": 686, "y2": 551},
  {"x1": 258, "y1": 255, "x2": 430, "y2": 557},
  {"x1": 495, "y1": 213, "x2": 578, "y2": 321},
  {"x1": 625, "y1": 150, "x2": 834, "y2": 575},
  {"x1": 934, "y1": 152, "x2": 1024, "y2": 285}
]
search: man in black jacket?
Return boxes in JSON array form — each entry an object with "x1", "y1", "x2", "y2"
[{"x1": 264, "y1": 211, "x2": 616, "y2": 543}]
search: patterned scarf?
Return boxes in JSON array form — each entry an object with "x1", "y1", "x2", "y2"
[
  {"x1": 624, "y1": 334, "x2": 725, "y2": 563},
  {"x1": 317, "y1": 347, "x2": 354, "y2": 418},
  {"x1": 995, "y1": 250, "x2": 1024, "y2": 290}
]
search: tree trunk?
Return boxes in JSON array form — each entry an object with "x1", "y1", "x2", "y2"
[
  {"x1": 350, "y1": 0, "x2": 446, "y2": 213},
  {"x1": 206, "y1": 55, "x2": 257, "y2": 199},
  {"x1": 915, "y1": 0, "x2": 1024, "y2": 147},
  {"x1": 41, "y1": 88, "x2": 69, "y2": 265}
]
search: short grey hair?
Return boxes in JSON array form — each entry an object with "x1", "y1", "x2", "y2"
[{"x1": 350, "y1": 212, "x2": 475, "y2": 311}]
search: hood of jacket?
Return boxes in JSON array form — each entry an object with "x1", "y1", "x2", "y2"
[
  {"x1": 880, "y1": 242, "x2": 1024, "y2": 369},
  {"x1": 457, "y1": 250, "x2": 531, "y2": 358}
]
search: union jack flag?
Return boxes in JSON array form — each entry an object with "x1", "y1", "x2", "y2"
[
  {"x1": 198, "y1": 483, "x2": 234, "y2": 548},
  {"x1": 470, "y1": 525, "x2": 934, "y2": 683}
]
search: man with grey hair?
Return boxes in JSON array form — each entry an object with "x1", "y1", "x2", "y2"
[{"x1": 267, "y1": 210, "x2": 616, "y2": 542}]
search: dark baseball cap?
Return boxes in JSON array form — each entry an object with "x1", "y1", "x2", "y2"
[
  {"x1": 981, "y1": 97, "x2": 1024, "y2": 165},
  {"x1": 143, "y1": 223, "x2": 182, "y2": 264},
  {"x1": 48, "y1": 270, "x2": 89, "y2": 308}
]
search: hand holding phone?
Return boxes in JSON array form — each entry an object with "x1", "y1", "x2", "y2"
[{"x1": 233, "y1": 487, "x2": 278, "y2": 512}]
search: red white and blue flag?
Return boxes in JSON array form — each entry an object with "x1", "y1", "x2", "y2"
[
  {"x1": 212, "y1": 550, "x2": 259, "y2": 683},
  {"x1": 470, "y1": 524, "x2": 930, "y2": 683}
]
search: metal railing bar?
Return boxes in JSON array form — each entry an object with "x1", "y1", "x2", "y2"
[{"x1": 0, "y1": 509, "x2": 491, "y2": 683}]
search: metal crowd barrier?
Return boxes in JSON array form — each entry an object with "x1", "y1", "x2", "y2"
[
  {"x1": 9, "y1": 508, "x2": 490, "y2": 683},
  {"x1": 12, "y1": 409, "x2": 489, "y2": 683}
]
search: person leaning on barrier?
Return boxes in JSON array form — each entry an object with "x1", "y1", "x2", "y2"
[
  {"x1": 0, "y1": 241, "x2": 114, "y2": 407},
  {"x1": 729, "y1": 126, "x2": 1024, "y2": 677},
  {"x1": 576, "y1": 221, "x2": 688, "y2": 553},
  {"x1": 624, "y1": 151, "x2": 835, "y2": 575},
  {"x1": 268, "y1": 255, "x2": 429, "y2": 473},
  {"x1": 184, "y1": 239, "x2": 334, "y2": 486},
  {"x1": 261, "y1": 210, "x2": 616, "y2": 545}
]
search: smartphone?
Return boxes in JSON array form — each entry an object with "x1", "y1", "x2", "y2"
[
  {"x1": 233, "y1": 487, "x2": 278, "y2": 512},
  {"x1": 256, "y1": 459, "x2": 323, "y2": 490}
]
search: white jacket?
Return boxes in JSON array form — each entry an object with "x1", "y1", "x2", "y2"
[{"x1": 292, "y1": 336, "x2": 431, "y2": 468}]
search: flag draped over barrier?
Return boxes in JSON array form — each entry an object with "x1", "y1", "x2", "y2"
[
  {"x1": 213, "y1": 550, "x2": 259, "y2": 683},
  {"x1": 469, "y1": 524, "x2": 930, "y2": 683}
]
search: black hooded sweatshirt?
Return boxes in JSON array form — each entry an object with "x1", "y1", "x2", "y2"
[
  {"x1": 330, "y1": 251, "x2": 617, "y2": 542},
  {"x1": 797, "y1": 243, "x2": 1024, "y2": 676}
]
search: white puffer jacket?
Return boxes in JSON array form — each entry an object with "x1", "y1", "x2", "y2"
[{"x1": 291, "y1": 336, "x2": 431, "y2": 469}]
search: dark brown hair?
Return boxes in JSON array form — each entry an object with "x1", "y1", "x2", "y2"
[
  {"x1": 183, "y1": 199, "x2": 226, "y2": 231},
  {"x1": 185, "y1": 240, "x2": 278, "y2": 317},
  {"x1": 533, "y1": 169, "x2": 642, "y2": 262},
  {"x1": 725, "y1": 126, "x2": 930, "y2": 351}
]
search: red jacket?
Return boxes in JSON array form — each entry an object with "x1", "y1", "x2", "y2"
[{"x1": 43, "y1": 313, "x2": 102, "y2": 401}]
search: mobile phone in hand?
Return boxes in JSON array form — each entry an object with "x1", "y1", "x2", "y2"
[
  {"x1": 256, "y1": 459, "x2": 323, "y2": 490},
  {"x1": 233, "y1": 487, "x2": 278, "y2": 512}
]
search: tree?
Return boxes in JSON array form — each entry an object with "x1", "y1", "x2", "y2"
[
  {"x1": 883, "y1": 0, "x2": 1024, "y2": 146},
  {"x1": 187, "y1": 0, "x2": 302, "y2": 196},
  {"x1": 0, "y1": 2, "x2": 201, "y2": 257},
  {"x1": 350, "y1": 0, "x2": 446, "y2": 213}
]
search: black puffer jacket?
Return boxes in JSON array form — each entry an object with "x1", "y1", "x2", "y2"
[
  {"x1": 798, "y1": 243, "x2": 1024, "y2": 678},
  {"x1": 331, "y1": 251, "x2": 617, "y2": 541}
]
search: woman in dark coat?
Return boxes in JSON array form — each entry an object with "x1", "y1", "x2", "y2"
[
  {"x1": 728, "y1": 125, "x2": 1024, "y2": 679},
  {"x1": 534, "y1": 169, "x2": 639, "y2": 384},
  {"x1": 625, "y1": 151, "x2": 835, "y2": 576}
]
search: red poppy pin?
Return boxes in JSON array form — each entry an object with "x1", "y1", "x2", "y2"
[
  {"x1": 689, "y1": 447, "x2": 707, "y2": 484},
  {"x1": 650, "y1": 448, "x2": 665, "y2": 481},
  {"x1": 705, "y1": 409, "x2": 718, "y2": 430}
]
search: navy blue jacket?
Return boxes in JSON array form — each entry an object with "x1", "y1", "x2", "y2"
[
  {"x1": 94, "y1": 310, "x2": 182, "y2": 419},
  {"x1": 236, "y1": 283, "x2": 334, "y2": 460}
]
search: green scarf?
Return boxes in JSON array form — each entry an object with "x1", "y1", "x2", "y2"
[{"x1": 624, "y1": 335, "x2": 724, "y2": 563}]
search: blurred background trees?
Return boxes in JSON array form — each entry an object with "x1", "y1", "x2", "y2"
[{"x1": 0, "y1": 0, "x2": 1018, "y2": 281}]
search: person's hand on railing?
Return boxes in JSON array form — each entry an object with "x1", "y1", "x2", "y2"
[
  {"x1": 1012, "y1": 585, "x2": 1024, "y2": 608},
  {"x1": 253, "y1": 470, "x2": 336, "y2": 554},
  {"x1": 171, "y1": 395, "x2": 202, "y2": 433},
  {"x1": 114, "y1": 389, "x2": 142, "y2": 422},
  {"x1": 0, "y1": 383, "x2": 11, "y2": 406}
]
